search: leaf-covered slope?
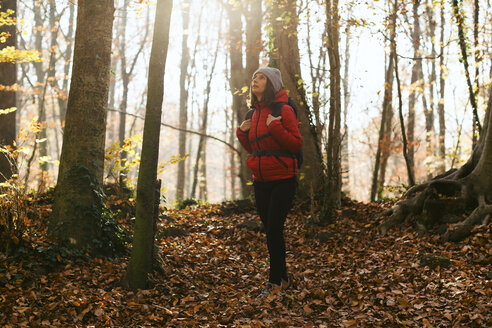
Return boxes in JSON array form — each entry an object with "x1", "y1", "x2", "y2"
[{"x1": 0, "y1": 199, "x2": 490, "y2": 327}]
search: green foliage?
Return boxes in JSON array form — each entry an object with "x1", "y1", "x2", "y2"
[
  {"x1": 105, "y1": 134, "x2": 143, "y2": 187},
  {"x1": 104, "y1": 135, "x2": 187, "y2": 190},
  {"x1": 378, "y1": 183, "x2": 409, "y2": 202},
  {"x1": 0, "y1": 174, "x2": 29, "y2": 255},
  {"x1": 174, "y1": 198, "x2": 199, "y2": 210},
  {"x1": 0, "y1": 7, "x2": 41, "y2": 64}
]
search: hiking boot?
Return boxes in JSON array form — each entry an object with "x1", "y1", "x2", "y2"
[{"x1": 256, "y1": 282, "x2": 281, "y2": 299}]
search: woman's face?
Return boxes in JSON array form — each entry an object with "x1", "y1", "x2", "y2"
[{"x1": 252, "y1": 73, "x2": 267, "y2": 100}]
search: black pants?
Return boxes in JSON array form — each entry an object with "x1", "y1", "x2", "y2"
[{"x1": 254, "y1": 177, "x2": 297, "y2": 285}]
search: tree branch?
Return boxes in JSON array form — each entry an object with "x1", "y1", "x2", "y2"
[{"x1": 108, "y1": 108, "x2": 240, "y2": 155}]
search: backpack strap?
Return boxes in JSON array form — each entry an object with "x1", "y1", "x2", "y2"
[
  {"x1": 252, "y1": 149, "x2": 295, "y2": 158},
  {"x1": 249, "y1": 100, "x2": 296, "y2": 144},
  {"x1": 271, "y1": 102, "x2": 286, "y2": 117},
  {"x1": 250, "y1": 132, "x2": 272, "y2": 144},
  {"x1": 245, "y1": 108, "x2": 255, "y2": 120}
]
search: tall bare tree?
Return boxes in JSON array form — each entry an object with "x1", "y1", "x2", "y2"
[
  {"x1": 437, "y1": 0, "x2": 446, "y2": 173},
  {"x1": 406, "y1": 0, "x2": 422, "y2": 179},
  {"x1": 49, "y1": 0, "x2": 115, "y2": 248},
  {"x1": 176, "y1": 0, "x2": 191, "y2": 202},
  {"x1": 125, "y1": 0, "x2": 173, "y2": 290},
  {"x1": 425, "y1": 0, "x2": 437, "y2": 178},
  {"x1": 117, "y1": 0, "x2": 130, "y2": 185},
  {"x1": 341, "y1": 7, "x2": 352, "y2": 196},
  {"x1": 393, "y1": 0, "x2": 415, "y2": 188},
  {"x1": 225, "y1": 2, "x2": 249, "y2": 198}
]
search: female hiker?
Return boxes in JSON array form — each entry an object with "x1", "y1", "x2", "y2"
[{"x1": 236, "y1": 67, "x2": 302, "y2": 298}]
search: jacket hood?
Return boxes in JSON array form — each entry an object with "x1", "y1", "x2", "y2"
[{"x1": 275, "y1": 89, "x2": 289, "y2": 103}]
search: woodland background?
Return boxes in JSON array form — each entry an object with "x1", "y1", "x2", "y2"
[
  {"x1": 0, "y1": 0, "x2": 491, "y2": 326},
  {"x1": 1, "y1": 0, "x2": 490, "y2": 203}
]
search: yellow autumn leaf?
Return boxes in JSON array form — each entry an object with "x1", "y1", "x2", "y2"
[{"x1": 0, "y1": 107, "x2": 16, "y2": 115}]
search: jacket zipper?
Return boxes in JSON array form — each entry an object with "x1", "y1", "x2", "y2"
[{"x1": 255, "y1": 104, "x2": 264, "y2": 181}]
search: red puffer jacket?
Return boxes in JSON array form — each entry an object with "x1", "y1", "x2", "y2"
[{"x1": 236, "y1": 89, "x2": 303, "y2": 182}]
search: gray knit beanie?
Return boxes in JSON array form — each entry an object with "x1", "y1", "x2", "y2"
[{"x1": 252, "y1": 67, "x2": 283, "y2": 94}]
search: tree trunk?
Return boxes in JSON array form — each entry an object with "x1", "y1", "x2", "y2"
[
  {"x1": 406, "y1": 0, "x2": 421, "y2": 182},
  {"x1": 49, "y1": 0, "x2": 115, "y2": 248},
  {"x1": 199, "y1": 139, "x2": 207, "y2": 200},
  {"x1": 370, "y1": 10, "x2": 395, "y2": 202},
  {"x1": 0, "y1": 0, "x2": 17, "y2": 183},
  {"x1": 437, "y1": 0, "x2": 446, "y2": 173},
  {"x1": 425, "y1": 0, "x2": 438, "y2": 177},
  {"x1": 229, "y1": 117, "x2": 237, "y2": 200},
  {"x1": 125, "y1": 0, "x2": 173, "y2": 290},
  {"x1": 191, "y1": 30, "x2": 220, "y2": 199},
  {"x1": 472, "y1": 0, "x2": 480, "y2": 146},
  {"x1": 269, "y1": 0, "x2": 325, "y2": 200},
  {"x1": 393, "y1": 1, "x2": 416, "y2": 188},
  {"x1": 341, "y1": 8, "x2": 352, "y2": 196},
  {"x1": 245, "y1": 0, "x2": 262, "y2": 80},
  {"x1": 319, "y1": 0, "x2": 341, "y2": 223},
  {"x1": 377, "y1": 96, "x2": 394, "y2": 200},
  {"x1": 225, "y1": 2, "x2": 250, "y2": 199},
  {"x1": 118, "y1": 0, "x2": 129, "y2": 186},
  {"x1": 176, "y1": 0, "x2": 190, "y2": 202}
]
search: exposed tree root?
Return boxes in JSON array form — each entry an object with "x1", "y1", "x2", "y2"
[
  {"x1": 377, "y1": 177, "x2": 490, "y2": 242},
  {"x1": 443, "y1": 195, "x2": 492, "y2": 242}
]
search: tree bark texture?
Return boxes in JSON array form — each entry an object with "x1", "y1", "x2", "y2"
[
  {"x1": 269, "y1": 0, "x2": 325, "y2": 200},
  {"x1": 49, "y1": 0, "x2": 115, "y2": 247},
  {"x1": 125, "y1": 0, "x2": 172, "y2": 290},
  {"x1": 0, "y1": 0, "x2": 17, "y2": 182},
  {"x1": 176, "y1": 0, "x2": 190, "y2": 202}
]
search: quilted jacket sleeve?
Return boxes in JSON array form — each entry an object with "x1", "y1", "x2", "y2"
[{"x1": 236, "y1": 127, "x2": 253, "y2": 154}]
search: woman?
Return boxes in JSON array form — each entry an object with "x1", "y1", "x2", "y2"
[{"x1": 236, "y1": 67, "x2": 302, "y2": 298}]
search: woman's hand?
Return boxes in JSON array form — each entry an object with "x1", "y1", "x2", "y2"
[
  {"x1": 267, "y1": 114, "x2": 282, "y2": 126},
  {"x1": 240, "y1": 119, "x2": 251, "y2": 132}
]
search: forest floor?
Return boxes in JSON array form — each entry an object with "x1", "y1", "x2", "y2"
[{"x1": 0, "y1": 193, "x2": 491, "y2": 328}]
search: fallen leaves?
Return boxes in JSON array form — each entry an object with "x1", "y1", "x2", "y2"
[{"x1": 0, "y1": 197, "x2": 490, "y2": 327}]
